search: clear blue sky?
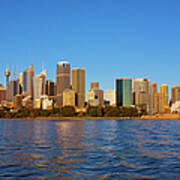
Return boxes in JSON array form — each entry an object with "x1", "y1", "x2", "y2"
[{"x1": 0, "y1": 0, "x2": 180, "y2": 92}]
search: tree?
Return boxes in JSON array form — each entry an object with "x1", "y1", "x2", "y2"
[
  {"x1": 104, "y1": 106, "x2": 120, "y2": 117},
  {"x1": 87, "y1": 106, "x2": 97, "y2": 117},
  {"x1": 61, "y1": 106, "x2": 75, "y2": 117},
  {"x1": 97, "y1": 105, "x2": 103, "y2": 117}
]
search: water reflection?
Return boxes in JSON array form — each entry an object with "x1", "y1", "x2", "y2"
[{"x1": 0, "y1": 119, "x2": 180, "y2": 179}]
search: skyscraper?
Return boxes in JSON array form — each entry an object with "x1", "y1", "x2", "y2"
[
  {"x1": 88, "y1": 82, "x2": 104, "y2": 106},
  {"x1": 6, "y1": 79, "x2": 19, "y2": 101},
  {"x1": 160, "y1": 84, "x2": 169, "y2": 112},
  {"x1": 116, "y1": 78, "x2": 132, "y2": 107},
  {"x1": 72, "y1": 68, "x2": 85, "y2": 108},
  {"x1": 56, "y1": 61, "x2": 71, "y2": 107},
  {"x1": 171, "y1": 86, "x2": 180, "y2": 104},
  {"x1": 33, "y1": 70, "x2": 46, "y2": 101},
  {"x1": 19, "y1": 72, "x2": 23, "y2": 94},
  {"x1": 46, "y1": 80, "x2": 55, "y2": 97},
  {"x1": 132, "y1": 78, "x2": 149, "y2": 113},
  {"x1": 63, "y1": 89, "x2": 76, "y2": 107},
  {"x1": 23, "y1": 65, "x2": 34, "y2": 98},
  {"x1": 154, "y1": 92, "x2": 164, "y2": 114},
  {"x1": 104, "y1": 90, "x2": 116, "y2": 105},
  {"x1": 0, "y1": 84, "x2": 6, "y2": 104},
  {"x1": 149, "y1": 82, "x2": 157, "y2": 114}
]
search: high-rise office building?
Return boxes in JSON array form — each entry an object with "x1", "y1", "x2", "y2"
[
  {"x1": 149, "y1": 82, "x2": 157, "y2": 114},
  {"x1": 56, "y1": 61, "x2": 70, "y2": 107},
  {"x1": 63, "y1": 89, "x2": 76, "y2": 107},
  {"x1": 88, "y1": 82, "x2": 104, "y2": 106},
  {"x1": 19, "y1": 72, "x2": 23, "y2": 94},
  {"x1": 116, "y1": 78, "x2": 132, "y2": 107},
  {"x1": 0, "y1": 84, "x2": 6, "y2": 104},
  {"x1": 6, "y1": 79, "x2": 19, "y2": 102},
  {"x1": 104, "y1": 89, "x2": 116, "y2": 105},
  {"x1": 23, "y1": 65, "x2": 34, "y2": 98},
  {"x1": 72, "y1": 68, "x2": 85, "y2": 108},
  {"x1": 46, "y1": 80, "x2": 55, "y2": 97},
  {"x1": 154, "y1": 92, "x2": 163, "y2": 114},
  {"x1": 13, "y1": 94, "x2": 23, "y2": 109},
  {"x1": 160, "y1": 84, "x2": 169, "y2": 112},
  {"x1": 132, "y1": 78, "x2": 149, "y2": 113},
  {"x1": 33, "y1": 70, "x2": 46, "y2": 101},
  {"x1": 171, "y1": 86, "x2": 180, "y2": 104}
]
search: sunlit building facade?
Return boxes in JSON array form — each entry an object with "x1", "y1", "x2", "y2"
[
  {"x1": 56, "y1": 61, "x2": 71, "y2": 107},
  {"x1": 171, "y1": 86, "x2": 180, "y2": 104},
  {"x1": 63, "y1": 89, "x2": 76, "y2": 107},
  {"x1": 0, "y1": 84, "x2": 6, "y2": 104},
  {"x1": 160, "y1": 84, "x2": 169, "y2": 112},
  {"x1": 23, "y1": 65, "x2": 34, "y2": 98},
  {"x1": 72, "y1": 68, "x2": 85, "y2": 108},
  {"x1": 149, "y1": 82, "x2": 157, "y2": 114},
  {"x1": 154, "y1": 92, "x2": 163, "y2": 114},
  {"x1": 104, "y1": 89, "x2": 116, "y2": 105},
  {"x1": 132, "y1": 78, "x2": 149, "y2": 113},
  {"x1": 33, "y1": 70, "x2": 46, "y2": 101},
  {"x1": 88, "y1": 82, "x2": 104, "y2": 106}
]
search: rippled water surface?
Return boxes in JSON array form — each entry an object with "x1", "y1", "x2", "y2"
[{"x1": 0, "y1": 119, "x2": 180, "y2": 179}]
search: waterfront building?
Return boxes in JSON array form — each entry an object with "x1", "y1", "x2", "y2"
[
  {"x1": 54, "y1": 82, "x2": 57, "y2": 96},
  {"x1": 72, "y1": 68, "x2": 85, "y2": 108},
  {"x1": 23, "y1": 65, "x2": 34, "y2": 98},
  {"x1": 46, "y1": 80, "x2": 55, "y2": 97},
  {"x1": 160, "y1": 84, "x2": 169, "y2": 112},
  {"x1": 63, "y1": 89, "x2": 76, "y2": 107},
  {"x1": 132, "y1": 78, "x2": 149, "y2": 113},
  {"x1": 154, "y1": 92, "x2": 164, "y2": 114},
  {"x1": 171, "y1": 86, "x2": 180, "y2": 104},
  {"x1": 19, "y1": 72, "x2": 23, "y2": 94},
  {"x1": 0, "y1": 84, "x2": 6, "y2": 104},
  {"x1": 34, "y1": 99, "x2": 41, "y2": 109},
  {"x1": 41, "y1": 95, "x2": 53, "y2": 110},
  {"x1": 6, "y1": 79, "x2": 19, "y2": 102},
  {"x1": 104, "y1": 89, "x2": 116, "y2": 105},
  {"x1": 149, "y1": 82, "x2": 157, "y2": 115},
  {"x1": 116, "y1": 78, "x2": 132, "y2": 107},
  {"x1": 56, "y1": 61, "x2": 71, "y2": 107},
  {"x1": 88, "y1": 82, "x2": 104, "y2": 106},
  {"x1": 33, "y1": 70, "x2": 46, "y2": 101},
  {"x1": 171, "y1": 101, "x2": 180, "y2": 113},
  {"x1": 13, "y1": 94, "x2": 23, "y2": 109}
]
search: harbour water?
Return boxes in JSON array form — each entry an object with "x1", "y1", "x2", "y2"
[{"x1": 0, "y1": 119, "x2": 180, "y2": 179}]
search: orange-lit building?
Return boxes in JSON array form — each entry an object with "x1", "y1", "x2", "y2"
[
  {"x1": 0, "y1": 84, "x2": 6, "y2": 104},
  {"x1": 171, "y1": 86, "x2": 180, "y2": 104}
]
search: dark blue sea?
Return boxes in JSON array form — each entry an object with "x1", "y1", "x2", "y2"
[{"x1": 0, "y1": 119, "x2": 180, "y2": 179}]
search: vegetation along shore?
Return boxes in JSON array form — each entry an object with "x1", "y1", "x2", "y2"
[{"x1": 0, "y1": 105, "x2": 180, "y2": 120}]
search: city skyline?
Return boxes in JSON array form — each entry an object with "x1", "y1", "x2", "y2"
[
  {"x1": 0, "y1": 0, "x2": 180, "y2": 92},
  {"x1": 0, "y1": 61, "x2": 178, "y2": 98},
  {"x1": 1, "y1": 60, "x2": 180, "y2": 110}
]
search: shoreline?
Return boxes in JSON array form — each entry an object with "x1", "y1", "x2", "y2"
[{"x1": 1, "y1": 114, "x2": 180, "y2": 120}]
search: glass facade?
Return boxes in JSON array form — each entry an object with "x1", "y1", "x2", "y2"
[
  {"x1": 23, "y1": 71, "x2": 29, "y2": 93},
  {"x1": 116, "y1": 79, "x2": 132, "y2": 107}
]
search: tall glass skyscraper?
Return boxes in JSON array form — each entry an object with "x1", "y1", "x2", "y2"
[{"x1": 116, "y1": 78, "x2": 132, "y2": 107}]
